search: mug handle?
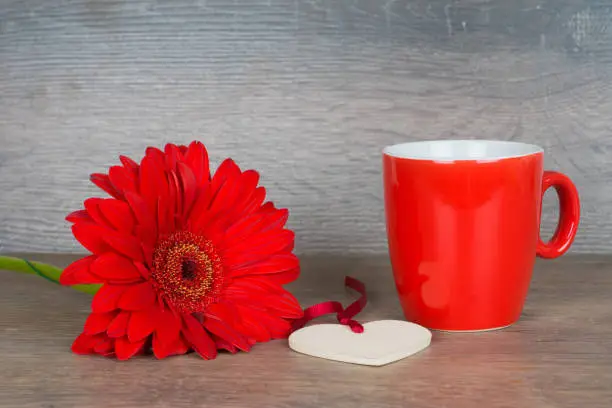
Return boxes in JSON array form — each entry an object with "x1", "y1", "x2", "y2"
[{"x1": 536, "y1": 171, "x2": 580, "y2": 259}]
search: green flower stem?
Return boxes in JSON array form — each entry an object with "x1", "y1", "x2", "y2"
[{"x1": 0, "y1": 256, "x2": 100, "y2": 295}]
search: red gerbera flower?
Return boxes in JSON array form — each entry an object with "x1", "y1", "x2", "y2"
[{"x1": 60, "y1": 142, "x2": 303, "y2": 360}]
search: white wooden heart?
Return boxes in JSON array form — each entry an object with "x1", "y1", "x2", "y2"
[{"x1": 288, "y1": 320, "x2": 432, "y2": 366}]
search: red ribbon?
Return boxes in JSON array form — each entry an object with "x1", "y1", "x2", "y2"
[{"x1": 291, "y1": 276, "x2": 367, "y2": 334}]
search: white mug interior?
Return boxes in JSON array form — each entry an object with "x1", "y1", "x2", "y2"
[{"x1": 383, "y1": 140, "x2": 543, "y2": 162}]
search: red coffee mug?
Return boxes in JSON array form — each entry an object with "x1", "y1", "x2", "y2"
[{"x1": 383, "y1": 140, "x2": 580, "y2": 331}]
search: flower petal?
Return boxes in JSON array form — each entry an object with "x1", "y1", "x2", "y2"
[
  {"x1": 184, "y1": 141, "x2": 210, "y2": 183},
  {"x1": 102, "y1": 231, "x2": 145, "y2": 262},
  {"x1": 142, "y1": 148, "x2": 164, "y2": 177},
  {"x1": 239, "y1": 318, "x2": 270, "y2": 343},
  {"x1": 203, "y1": 315, "x2": 251, "y2": 352},
  {"x1": 203, "y1": 302, "x2": 236, "y2": 323},
  {"x1": 115, "y1": 336, "x2": 146, "y2": 361},
  {"x1": 98, "y1": 199, "x2": 135, "y2": 233},
  {"x1": 124, "y1": 192, "x2": 157, "y2": 247},
  {"x1": 239, "y1": 187, "x2": 266, "y2": 218},
  {"x1": 153, "y1": 332, "x2": 189, "y2": 359},
  {"x1": 90, "y1": 252, "x2": 143, "y2": 283},
  {"x1": 189, "y1": 162, "x2": 245, "y2": 234},
  {"x1": 107, "y1": 311, "x2": 130, "y2": 338},
  {"x1": 222, "y1": 170, "x2": 260, "y2": 223},
  {"x1": 145, "y1": 146, "x2": 165, "y2": 164},
  {"x1": 203, "y1": 303, "x2": 252, "y2": 349},
  {"x1": 210, "y1": 158, "x2": 241, "y2": 193},
  {"x1": 190, "y1": 163, "x2": 242, "y2": 233},
  {"x1": 223, "y1": 230, "x2": 295, "y2": 269},
  {"x1": 222, "y1": 212, "x2": 266, "y2": 246},
  {"x1": 265, "y1": 267, "x2": 301, "y2": 285},
  {"x1": 225, "y1": 276, "x2": 282, "y2": 296},
  {"x1": 84, "y1": 311, "x2": 118, "y2": 335},
  {"x1": 196, "y1": 216, "x2": 227, "y2": 245},
  {"x1": 119, "y1": 155, "x2": 139, "y2": 173},
  {"x1": 227, "y1": 304, "x2": 270, "y2": 343},
  {"x1": 128, "y1": 310, "x2": 156, "y2": 342},
  {"x1": 257, "y1": 208, "x2": 289, "y2": 232},
  {"x1": 258, "y1": 201, "x2": 277, "y2": 213},
  {"x1": 210, "y1": 302, "x2": 268, "y2": 344},
  {"x1": 235, "y1": 305, "x2": 292, "y2": 339},
  {"x1": 93, "y1": 337, "x2": 115, "y2": 356},
  {"x1": 164, "y1": 143, "x2": 181, "y2": 171},
  {"x1": 133, "y1": 261, "x2": 151, "y2": 279},
  {"x1": 185, "y1": 179, "x2": 212, "y2": 223},
  {"x1": 109, "y1": 165, "x2": 137, "y2": 195},
  {"x1": 262, "y1": 293, "x2": 303, "y2": 319},
  {"x1": 141, "y1": 241, "x2": 154, "y2": 268},
  {"x1": 177, "y1": 161, "x2": 197, "y2": 218},
  {"x1": 66, "y1": 210, "x2": 92, "y2": 224},
  {"x1": 225, "y1": 278, "x2": 303, "y2": 319},
  {"x1": 84, "y1": 198, "x2": 111, "y2": 227},
  {"x1": 90, "y1": 173, "x2": 122, "y2": 199},
  {"x1": 222, "y1": 209, "x2": 289, "y2": 250},
  {"x1": 166, "y1": 170, "x2": 182, "y2": 229},
  {"x1": 228, "y1": 253, "x2": 299, "y2": 279},
  {"x1": 207, "y1": 170, "x2": 241, "y2": 219},
  {"x1": 182, "y1": 314, "x2": 217, "y2": 360},
  {"x1": 71, "y1": 332, "x2": 107, "y2": 355},
  {"x1": 231, "y1": 275, "x2": 290, "y2": 293},
  {"x1": 72, "y1": 223, "x2": 112, "y2": 254},
  {"x1": 60, "y1": 255, "x2": 100, "y2": 285},
  {"x1": 211, "y1": 334, "x2": 238, "y2": 353},
  {"x1": 157, "y1": 194, "x2": 174, "y2": 237},
  {"x1": 92, "y1": 284, "x2": 129, "y2": 313},
  {"x1": 155, "y1": 307, "x2": 181, "y2": 346},
  {"x1": 139, "y1": 155, "x2": 168, "y2": 213},
  {"x1": 118, "y1": 282, "x2": 156, "y2": 311}
]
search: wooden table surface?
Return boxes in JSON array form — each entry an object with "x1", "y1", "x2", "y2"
[{"x1": 1, "y1": 254, "x2": 611, "y2": 408}]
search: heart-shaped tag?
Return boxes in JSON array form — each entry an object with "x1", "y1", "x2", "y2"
[{"x1": 288, "y1": 320, "x2": 432, "y2": 366}]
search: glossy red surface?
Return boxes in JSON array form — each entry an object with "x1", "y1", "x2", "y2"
[
  {"x1": 383, "y1": 151, "x2": 580, "y2": 331},
  {"x1": 537, "y1": 171, "x2": 581, "y2": 259}
]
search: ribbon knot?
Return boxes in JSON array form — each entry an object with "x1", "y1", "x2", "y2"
[
  {"x1": 338, "y1": 316, "x2": 364, "y2": 333},
  {"x1": 291, "y1": 276, "x2": 367, "y2": 334},
  {"x1": 338, "y1": 316, "x2": 351, "y2": 325}
]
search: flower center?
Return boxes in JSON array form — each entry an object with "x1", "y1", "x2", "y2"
[
  {"x1": 151, "y1": 231, "x2": 223, "y2": 313},
  {"x1": 181, "y1": 259, "x2": 198, "y2": 280}
]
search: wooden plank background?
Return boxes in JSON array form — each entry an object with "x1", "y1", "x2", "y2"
[{"x1": 1, "y1": 0, "x2": 611, "y2": 254}]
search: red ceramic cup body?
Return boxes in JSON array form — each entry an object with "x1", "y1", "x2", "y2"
[{"x1": 383, "y1": 140, "x2": 580, "y2": 331}]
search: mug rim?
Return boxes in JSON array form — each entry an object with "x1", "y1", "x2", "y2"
[{"x1": 383, "y1": 139, "x2": 544, "y2": 162}]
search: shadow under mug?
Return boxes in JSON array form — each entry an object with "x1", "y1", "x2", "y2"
[{"x1": 382, "y1": 140, "x2": 580, "y2": 331}]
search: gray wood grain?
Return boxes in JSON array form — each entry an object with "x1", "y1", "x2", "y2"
[
  {"x1": 1, "y1": 253, "x2": 612, "y2": 407},
  {"x1": 2, "y1": 0, "x2": 612, "y2": 253}
]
